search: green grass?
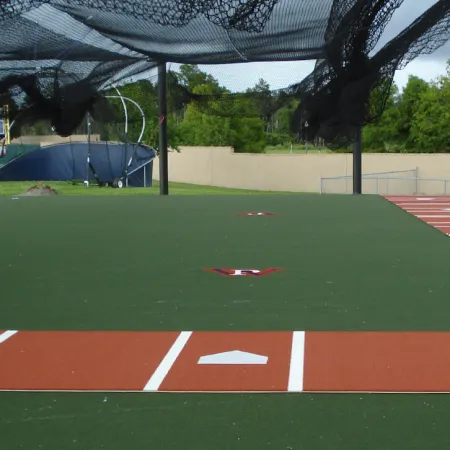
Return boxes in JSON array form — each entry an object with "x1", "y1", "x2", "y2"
[
  {"x1": 1, "y1": 194, "x2": 450, "y2": 449},
  {"x1": 0, "y1": 180, "x2": 299, "y2": 196}
]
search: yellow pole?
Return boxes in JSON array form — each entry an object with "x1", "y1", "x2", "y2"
[{"x1": 4, "y1": 105, "x2": 10, "y2": 145}]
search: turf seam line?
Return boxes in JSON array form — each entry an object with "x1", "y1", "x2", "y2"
[
  {"x1": 287, "y1": 331, "x2": 305, "y2": 392},
  {"x1": 0, "y1": 330, "x2": 18, "y2": 345},
  {"x1": 143, "y1": 331, "x2": 192, "y2": 391}
]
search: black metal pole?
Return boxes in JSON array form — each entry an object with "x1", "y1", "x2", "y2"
[
  {"x1": 353, "y1": 126, "x2": 362, "y2": 194},
  {"x1": 158, "y1": 62, "x2": 169, "y2": 195}
]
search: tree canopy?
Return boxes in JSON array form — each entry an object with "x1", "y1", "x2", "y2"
[
  {"x1": 12, "y1": 61, "x2": 450, "y2": 153},
  {"x1": 363, "y1": 61, "x2": 450, "y2": 153}
]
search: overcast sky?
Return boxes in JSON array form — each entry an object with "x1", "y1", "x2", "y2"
[{"x1": 188, "y1": 0, "x2": 449, "y2": 92}]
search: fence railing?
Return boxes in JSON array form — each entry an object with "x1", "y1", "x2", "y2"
[
  {"x1": 367, "y1": 176, "x2": 450, "y2": 196},
  {"x1": 319, "y1": 168, "x2": 419, "y2": 194},
  {"x1": 125, "y1": 156, "x2": 156, "y2": 187},
  {"x1": 320, "y1": 173, "x2": 450, "y2": 195}
]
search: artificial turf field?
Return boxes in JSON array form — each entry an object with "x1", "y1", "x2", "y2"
[{"x1": 1, "y1": 193, "x2": 450, "y2": 449}]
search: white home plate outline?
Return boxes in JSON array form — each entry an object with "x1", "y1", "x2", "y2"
[{"x1": 197, "y1": 350, "x2": 268, "y2": 365}]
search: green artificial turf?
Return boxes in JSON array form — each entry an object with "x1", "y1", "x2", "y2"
[
  {"x1": 1, "y1": 392, "x2": 449, "y2": 450},
  {"x1": 0, "y1": 194, "x2": 449, "y2": 331},
  {"x1": 1, "y1": 193, "x2": 450, "y2": 450}
]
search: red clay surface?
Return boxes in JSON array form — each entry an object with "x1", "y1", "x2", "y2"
[
  {"x1": 384, "y1": 196, "x2": 450, "y2": 236},
  {"x1": 303, "y1": 332, "x2": 450, "y2": 392},
  {"x1": 0, "y1": 331, "x2": 178, "y2": 391},
  {"x1": 2, "y1": 330, "x2": 450, "y2": 392},
  {"x1": 159, "y1": 331, "x2": 292, "y2": 391}
]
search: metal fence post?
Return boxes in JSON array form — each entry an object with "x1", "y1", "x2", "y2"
[{"x1": 415, "y1": 167, "x2": 419, "y2": 194}]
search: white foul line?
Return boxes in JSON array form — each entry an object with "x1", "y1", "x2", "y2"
[
  {"x1": 143, "y1": 331, "x2": 192, "y2": 391},
  {"x1": 395, "y1": 203, "x2": 450, "y2": 206},
  {"x1": 0, "y1": 330, "x2": 18, "y2": 344},
  {"x1": 287, "y1": 331, "x2": 305, "y2": 392},
  {"x1": 416, "y1": 215, "x2": 450, "y2": 219}
]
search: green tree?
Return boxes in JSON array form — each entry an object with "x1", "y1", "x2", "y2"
[
  {"x1": 230, "y1": 117, "x2": 266, "y2": 153},
  {"x1": 246, "y1": 78, "x2": 274, "y2": 127},
  {"x1": 362, "y1": 83, "x2": 403, "y2": 151},
  {"x1": 409, "y1": 62, "x2": 450, "y2": 152},
  {"x1": 176, "y1": 64, "x2": 225, "y2": 94},
  {"x1": 177, "y1": 79, "x2": 267, "y2": 152},
  {"x1": 103, "y1": 81, "x2": 157, "y2": 143},
  {"x1": 178, "y1": 84, "x2": 233, "y2": 146},
  {"x1": 396, "y1": 75, "x2": 430, "y2": 147},
  {"x1": 103, "y1": 80, "x2": 184, "y2": 151}
]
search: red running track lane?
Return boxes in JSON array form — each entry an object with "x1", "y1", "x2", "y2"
[
  {"x1": 384, "y1": 195, "x2": 450, "y2": 236},
  {"x1": 3, "y1": 331, "x2": 450, "y2": 392}
]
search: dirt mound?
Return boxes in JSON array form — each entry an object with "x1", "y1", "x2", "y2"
[{"x1": 20, "y1": 183, "x2": 59, "y2": 196}]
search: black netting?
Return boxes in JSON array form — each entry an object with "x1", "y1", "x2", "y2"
[{"x1": 0, "y1": 0, "x2": 449, "y2": 146}]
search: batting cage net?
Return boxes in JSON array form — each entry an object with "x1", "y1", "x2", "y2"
[{"x1": 0, "y1": 0, "x2": 449, "y2": 147}]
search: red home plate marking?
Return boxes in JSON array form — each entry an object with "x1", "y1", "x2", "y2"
[
  {"x1": 236, "y1": 212, "x2": 277, "y2": 216},
  {"x1": 303, "y1": 332, "x2": 450, "y2": 392},
  {"x1": 158, "y1": 332, "x2": 294, "y2": 392},
  {"x1": 0, "y1": 331, "x2": 178, "y2": 391}
]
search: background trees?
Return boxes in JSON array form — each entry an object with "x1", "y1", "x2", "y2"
[
  {"x1": 362, "y1": 61, "x2": 450, "y2": 153},
  {"x1": 15, "y1": 61, "x2": 450, "y2": 153}
]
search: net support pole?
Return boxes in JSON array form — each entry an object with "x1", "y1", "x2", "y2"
[
  {"x1": 158, "y1": 62, "x2": 169, "y2": 195},
  {"x1": 353, "y1": 126, "x2": 362, "y2": 194}
]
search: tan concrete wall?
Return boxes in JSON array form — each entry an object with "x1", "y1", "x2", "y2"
[
  {"x1": 11, "y1": 135, "x2": 100, "y2": 146},
  {"x1": 152, "y1": 147, "x2": 450, "y2": 195}
]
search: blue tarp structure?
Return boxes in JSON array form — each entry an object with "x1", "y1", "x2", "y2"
[
  {"x1": 0, "y1": 144, "x2": 40, "y2": 165},
  {"x1": 0, "y1": 142, "x2": 156, "y2": 187}
]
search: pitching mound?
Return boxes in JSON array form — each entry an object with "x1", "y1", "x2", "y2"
[{"x1": 20, "y1": 183, "x2": 59, "y2": 196}]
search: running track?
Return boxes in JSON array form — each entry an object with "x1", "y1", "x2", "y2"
[
  {"x1": 2, "y1": 330, "x2": 450, "y2": 393},
  {"x1": 384, "y1": 195, "x2": 450, "y2": 236}
]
